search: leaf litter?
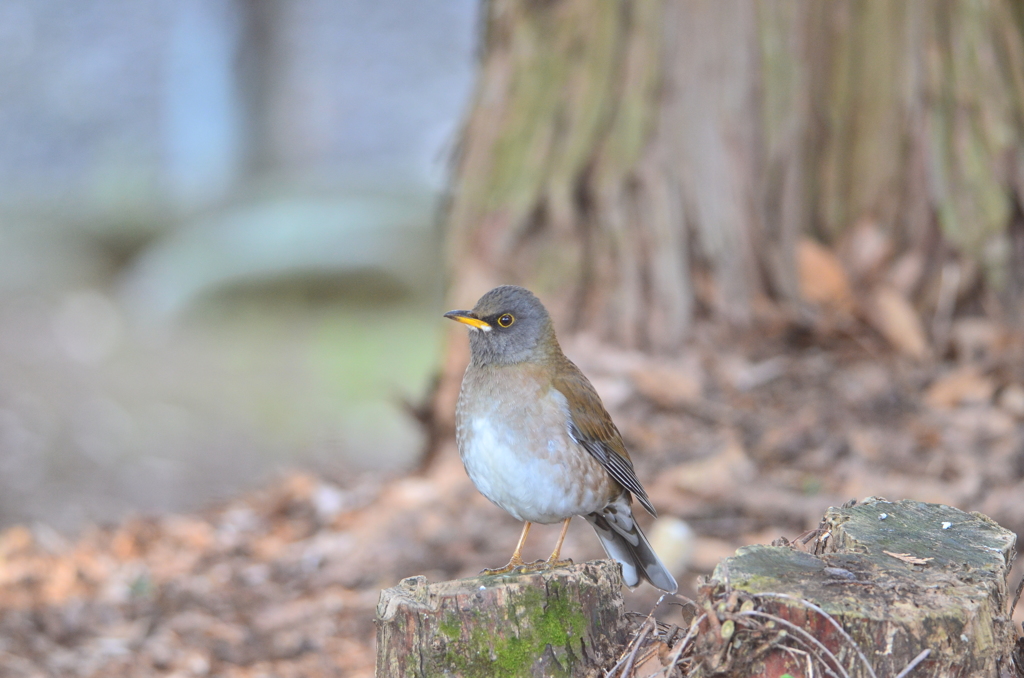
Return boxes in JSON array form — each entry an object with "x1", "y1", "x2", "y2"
[{"x1": 4, "y1": 266, "x2": 1024, "y2": 675}]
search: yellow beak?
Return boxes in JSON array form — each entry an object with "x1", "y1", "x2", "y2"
[{"x1": 444, "y1": 310, "x2": 491, "y2": 330}]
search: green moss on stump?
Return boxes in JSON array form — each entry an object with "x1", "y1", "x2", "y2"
[
  {"x1": 376, "y1": 560, "x2": 627, "y2": 678},
  {"x1": 438, "y1": 597, "x2": 583, "y2": 678}
]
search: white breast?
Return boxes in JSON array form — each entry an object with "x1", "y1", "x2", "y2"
[{"x1": 457, "y1": 387, "x2": 609, "y2": 524}]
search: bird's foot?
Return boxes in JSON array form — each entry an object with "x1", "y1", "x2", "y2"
[{"x1": 480, "y1": 557, "x2": 525, "y2": 576}]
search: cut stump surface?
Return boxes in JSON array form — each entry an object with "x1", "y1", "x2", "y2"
[
  {"x1": 703, "y1": 498, "x2": 1017, "y2": 678},
  {"x1": 375, "y1": 559, "x2": 629, "y2": 678}
]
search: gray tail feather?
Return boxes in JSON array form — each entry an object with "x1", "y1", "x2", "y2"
[{"x1": 586, "y1": 513, "x2": 678, "y2": 593}]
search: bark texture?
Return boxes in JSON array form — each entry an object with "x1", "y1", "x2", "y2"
[
  {"x1": 374, "y1": 559, "x2": 628, "y2": 678},
  {"x1": 697, "y1": 499, "x2": 1018, "y2": 678},
  {"x1": 440, "y1": 0, "x2": 1024, "y2": 363}
]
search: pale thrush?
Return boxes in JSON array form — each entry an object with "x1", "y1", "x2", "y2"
[{"x1": 445, "y1": 285, "x2": 677, "y2": 592}]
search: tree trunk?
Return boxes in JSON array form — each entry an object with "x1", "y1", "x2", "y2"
[
  {"x1": 436, "y1": 1, "x2": 1024, "y2": 422},
  {"x1": 375, "y1": 560, "x2": 628, "y2": 678}
]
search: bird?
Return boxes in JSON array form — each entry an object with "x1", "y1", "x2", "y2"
[{"x1": 444, "y1": 285, "x2": 677, "y2": 592}]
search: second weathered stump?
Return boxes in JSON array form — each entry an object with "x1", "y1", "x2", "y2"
[
  {"x1": 695, "y1": 499, "x2": 1017, "y2": 678},
  {"x1": 375, "y1": 560, "x2": 629, "y2": 677}
]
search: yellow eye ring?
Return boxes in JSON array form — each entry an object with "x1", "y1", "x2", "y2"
[{"x1": 497, "y1": 313, "x2": 515, "y2": 328}]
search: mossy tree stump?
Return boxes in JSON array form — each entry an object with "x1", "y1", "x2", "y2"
[
  {"x1": 375, "y1": 560, "x2": 629, "y2": 678},
  {"x1": 696, "y1": 499, "x2": 1017, "y2": 678}
]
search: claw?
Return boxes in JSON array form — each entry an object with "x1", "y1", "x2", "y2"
[
  {"x1": 481, "y1": 554, "x2": 526, "y2": 576},
  {"x1": 480, "y1": 564, "x2": 516, "y2": 576}
]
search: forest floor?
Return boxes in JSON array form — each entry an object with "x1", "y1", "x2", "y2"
[{"x1": 3, "y1": 296, "x2": 1024, "y2": 676}]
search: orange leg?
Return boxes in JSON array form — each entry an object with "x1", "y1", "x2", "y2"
[
  {"x1": 546, "y1": 517, "x2": 574, "y2": 566},
  {"x1": 482, "y1": 522, "x2": 531, "y2": 575},
  {"x1": 522, "y1": 517, "x2": 574, "y2": 572}
]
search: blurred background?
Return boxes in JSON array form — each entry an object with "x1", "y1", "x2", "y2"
[
  {"x1": 5, "y1": 2, "x2": 1024, "y2": 676},
  {"x1": 0, "y1": 0, "x2": 480, "y2": 530}
]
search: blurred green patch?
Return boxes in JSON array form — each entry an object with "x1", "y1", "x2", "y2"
[{"x1": 185, "y1": 269, "x2": 442, "y2": 469}]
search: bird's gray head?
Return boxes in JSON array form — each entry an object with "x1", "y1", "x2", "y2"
[{"x1": 444, "y1": 285, "x2": 557, "y2": 366}]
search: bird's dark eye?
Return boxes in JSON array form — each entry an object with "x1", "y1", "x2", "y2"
[{"x1": 497, "y1": 313, "x2": 515, "y2": 328}]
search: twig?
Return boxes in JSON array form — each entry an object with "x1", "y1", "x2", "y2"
[
  {"x1": 661, "y1": 613, "x2": 705, "y2": 677},
  {"x1": 780, "y1": 646, "x2": 814, "y2": 678},
  {"x1": 755, "y1": 592, "x2": 877, "y2": 678},
  {"x1": 662, "y1": 623, "x2": 680, "y2": 647},
  {"x1": 893, "y1": 648, "x2": 930, "y2": 678},
  {"x1": 1011, "y1": 574, "x2": 1024, "y2": 621},
  {"x1": 607, "y1": 599, "x2": 663, "y2": 678},
  {"x1": 615, "y1": 619, "x2": 652, "y2": 678},
  {"x1": 763, "y1": 628, "x2": 842, "y2": 678},
  {"x1": 797, "y1": 527, "x2": 822, "y2": 545},
  {"x1": 739, "y1": 610, "x2": 851, "y2": 678},
  {"x1": 665, "y1": 591, "x2": 700, "y2": 613}
]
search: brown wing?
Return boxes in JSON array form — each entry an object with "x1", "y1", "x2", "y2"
[{"x1": 551, "y1": 357, "x2": 657, "y2": 517}]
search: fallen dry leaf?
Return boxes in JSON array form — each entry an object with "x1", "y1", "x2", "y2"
[
  {"x1": 718, "y1": 355, "x2": 787, "y2": 392},
  {"x1": 798, "y1": 238, "x2": 856, "y2": 312},
  {"x1": 839, "y1": 463, "x2": 980, "y2": 508},
  {"x1": 630, "y1": 359, "x2": 703, "y2": 409},
  {"x1": 883, "y1": 551, "x2": 933, "y2": 565},
  {"x1": 666, "y1": 434, "x2": 756, "y2": 500},
  {"x1": 3, "y1": 313, "x2": 1024, "y2": 678},
  {"x1": 925, "y1": 366, "x2": 995, "y2": 409},
  {"x1": 887, "y1": 251, "x2": 926, "y2": 297},
  {"x1": 632, "y1": 640, "x2": 672, "y2": 677},
  {"x1": 998, "y1": 384, "x2": 1024, "y2": 418},
  {"x1": 866, "y1": 285, "x2": 929, "y2": 359}
]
